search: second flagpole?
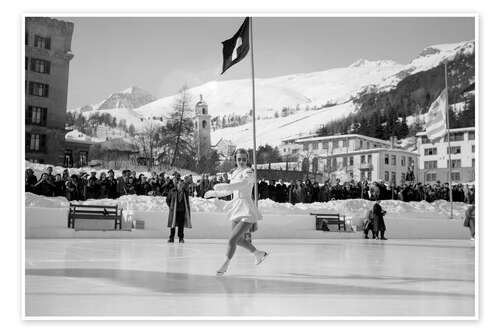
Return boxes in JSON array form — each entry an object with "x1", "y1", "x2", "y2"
[
  {"x1": 249, "y1": 17, "x2": 258, "y2": 208},
  {"x1": 444, "y1": 61, "x2": 453, "y2": 219}
]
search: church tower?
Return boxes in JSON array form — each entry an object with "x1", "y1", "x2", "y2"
[{"x1": 193, "y1": 94, "x2": 211, "y2": 162}]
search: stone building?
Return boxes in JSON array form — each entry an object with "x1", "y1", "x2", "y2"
[
  {"x1": 193, "y1": 95, "x2": 211, "y2": 162},
  {"x1": 25, "y1": 17, "x2": 74, "y2": 164}
]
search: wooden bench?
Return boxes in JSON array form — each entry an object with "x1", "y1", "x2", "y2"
[
  {"x1": 310, "y1": 213, "x2": 346, "y2": 231},
  {"x1": 67, "y1": 204, "x2": 123, "y2": 231}
]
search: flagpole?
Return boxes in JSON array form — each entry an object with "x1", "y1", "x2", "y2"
[
  {"x1": 444, "y1": 61, "x2": 453, "y2": 219},
  {"x1": 249, "y1": 17, "x2": 258, "y2": 207}
]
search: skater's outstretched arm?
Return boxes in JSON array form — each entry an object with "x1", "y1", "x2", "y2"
[{"x1": 213, "y1": 169, "x2": 254, "y2": 192}]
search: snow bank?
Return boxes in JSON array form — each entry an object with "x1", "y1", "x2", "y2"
[{"x1": 25, "y1": 192, "x2": 469, "y2": 220}]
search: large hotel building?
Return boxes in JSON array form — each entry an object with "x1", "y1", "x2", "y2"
[
  {"x1": 416, "y1": 127, "x2": 476, "y2": 183},
  {"x1": 25, "y1": 17, "x2": 74, "y2": 165},
  {"x1": 281, "y1": 134, "x2": 419, "y2": 185}
]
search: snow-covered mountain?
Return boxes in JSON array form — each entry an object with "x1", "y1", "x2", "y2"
[
  {"x1": 69, "y1": 40, "x2": 474, "y2": 148},
  {"x1": 69, "y1": 86, "x2": 156, "y2": 113}
]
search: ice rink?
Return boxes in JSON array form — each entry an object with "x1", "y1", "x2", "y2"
[{"x1": 25, "y1": 238, "x2": 475, "y2": 317}]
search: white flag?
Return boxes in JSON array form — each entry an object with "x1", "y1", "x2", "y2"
[{"x1": 425, "y1": 89, "x2": 448, "y2": 141}]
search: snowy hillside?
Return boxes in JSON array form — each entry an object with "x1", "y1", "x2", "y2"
[{"x1": 69, "y1": 40, "x2": 474, "y2": 148}]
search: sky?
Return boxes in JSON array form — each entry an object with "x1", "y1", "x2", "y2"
[{"x1": 62, "y1": 16, "x2": 475, "y2": 109}]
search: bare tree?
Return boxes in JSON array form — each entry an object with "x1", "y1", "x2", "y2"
[
  {"x1": 136, "y1": 121, "x2": 161, "y2": 170},
  {"x1": 170, "y1": 85, "x2": 194, "y2": 167}
]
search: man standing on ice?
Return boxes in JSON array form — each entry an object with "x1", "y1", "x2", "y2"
[
  {"x1": 372, "y1": 200, "x2": 388, "y2": 240},
  {"x1": 167, "y1": 172, "x2": 192, "y2": 243}
]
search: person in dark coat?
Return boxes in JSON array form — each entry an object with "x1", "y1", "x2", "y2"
[
  {"x1": 25, "y1": 168, "x2": 38, "y2": 193},
  {"x1": 54, "y1": 174, "x2": 66, "y2": 197},
  {"x1": 33, "y1": 173, "x2": 55, "y2": 196},
  {"x1": 363, "y1": 208, "x2": 376, "y2": 239},
  {"x1": 167, "y1": 174, "x2": 192, "y2": 243},
  {"x1": 106, "y1": 170, "x2": 118, "y2": 199},
  {"x1": 66, "y1": 175, "x2": 80, "y2": 201},
  {"x1": 464, "y1": 204, "x2": 475, "y2": 240},
  {"x1": 116, "y1": 170, "x2": 128, "y2": 197},
  {"x1": 372, "y1": 200, "x2": 387, "y2": 240}
]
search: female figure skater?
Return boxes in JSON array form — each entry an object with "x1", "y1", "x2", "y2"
[{"x1": 204, "y1": 148, "x2": 268, "y2": 276}]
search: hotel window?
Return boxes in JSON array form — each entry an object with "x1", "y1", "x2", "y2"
[
  {"x1": 26, "y1": 106, "x2": 47, "y2": 126},
  {"x1": 384, "y1": 154, "x2": 389, "y2": 165},
  {"x1": 30, "y1": 58, "x2": 51, "y2": 74},
  {"x1": 472, "y1": 145, "x2": 475, "y2": 153},
  {"x1": 322, "y1": 142, "x2": 328, "y2": 149},
  {"x1": 447, "y1": 132, "x2": 464, "y2": 142},
  {"x1": 447, "y1": 159, "x2": 462, "y2": 168},
  {"x1": 468, "y1": 131, "x2": 475, "y2": 140},
  {"x1": 451, "y1": 172, "x2": 461, "y2": 182},
  {"x1": 426, "y1": 173, "x2": 437, "y2": 182},
  {"x1": 367, "y1": 171, "x2": 372, "y2": 181},
  {"x1": 447, "y1": 146, "x2": 461, "y2": 154},
  {"x1": 28, "y1": 82, "x2": 49, "y2": 97},
  {"x1": 26, "y1": 133, "x2": 46, "y2": 152},
  {"x1": 401, "y1": 156, "x2": 406, "y2": 167},
  {"x1": 401, "y1": 173, "x2": 406, "y2": 184},
  {"x1": 408, "y1": 157, "x2": 414, "y2": 166},
  {"x1": 422, "y1": 136, "x2": 431, "y2": 144},
  {"x1": 384, "y1": 171, "x2": 389, "y2": 181},
  {"x1": 424, "y1": 161, "x2": 438, "y2": 169},
  {"x1": 360, "y1": 141, "x2": 363, "y2": 149},
  {"x1": 79, "y1": 151, "x2": 88, "y2": 167},
  {"x1": 349, "y1": 171, "x2": 354, "y2": 179},
  {"x1": 367, "y1": 154, "x2": 372, "y2": 164},
  {"x1": 361, "y1": 155, "x2": 366, "y2": 164},
  {"x1": 312, "y1": 142, "x2": 318, "y2": 150},
  {"x1": 342, "y1": 157, "x2": 347, "y2": 167},
  {"x1": 424, "y1": 148, "x2": 437, "y2": 156},
  {"x1": 391, "y1": 155, "x2": 396, "y2": 166},
  {"x1": 303, "y1": 144, "x2": 308, "y2": 151},
  {"x1": 472, "y1": 158, "x2": 475, "y2": 168},
  {"x1": 34, "y1": 35, "x2": 51, "y2": 49},
  {"x1": 391, "y1": 172, "x2": 396, "y2": 184},
  {"x1": 349, "y1": 156, "x2": 354, "y2": 166}
]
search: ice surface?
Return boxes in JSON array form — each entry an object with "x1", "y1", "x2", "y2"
[{"x1": 25, "y1": 238, "x2": 475, "y2": 317}]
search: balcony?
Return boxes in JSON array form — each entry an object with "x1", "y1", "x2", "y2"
[{"x1": 359, "y1": 162, "x2": 373, "y2": 170}]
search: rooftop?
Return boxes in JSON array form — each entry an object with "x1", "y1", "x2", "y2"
[
  {"x1": 416, "y1": 127, "x2": 476, "y2": 136},
  {"x1": 295, "y1": 133, "x2": 391, "y2": 146}
]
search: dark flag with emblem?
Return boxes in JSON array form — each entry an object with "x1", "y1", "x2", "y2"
[{"x1": 221, "y1": 17, "x2": 250, "y2": 74}]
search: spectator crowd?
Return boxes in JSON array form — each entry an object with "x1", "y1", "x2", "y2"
[{"x1": 25, "y1": 166, "x2": 475, "y2": 205}]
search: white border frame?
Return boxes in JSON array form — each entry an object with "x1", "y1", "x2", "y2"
[{"x1": 20, "y1": 12, "x2": 479, "y2": 321}]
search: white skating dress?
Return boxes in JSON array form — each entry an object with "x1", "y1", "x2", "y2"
[{"x1": 211, "y1": 167, "x2": 263, "y2": 224}]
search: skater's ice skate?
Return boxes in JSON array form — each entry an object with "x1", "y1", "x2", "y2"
[
  {"x1": 216, "y1": 261, "x2": 230, "y2": 276},
  {"x1": 254, "y1": 251, "x2": 268, "y2": 265}
]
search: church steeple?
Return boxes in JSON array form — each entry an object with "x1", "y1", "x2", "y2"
[{"x1": 193, "y1": 95, "x2": 211, "y2": 163}]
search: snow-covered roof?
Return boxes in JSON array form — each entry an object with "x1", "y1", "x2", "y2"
[
  {"x1": 295, "y1": 133, "x2": 391, "y2": 146},
  {"x1": 416, "y1": 127, "x2": 476, "y2": 136},
  {"x1": 65, "y1": 129, "x2": 103, "y2": 144}
]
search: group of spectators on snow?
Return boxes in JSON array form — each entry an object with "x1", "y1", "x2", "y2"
[{"x1": 25, "y1": 166, "x2": 475, "y2": 205}]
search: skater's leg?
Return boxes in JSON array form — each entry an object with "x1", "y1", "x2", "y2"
[
  {"x1": 226, "y1": 221, "x2": 253, "y2": 260},
  {"x1": 236, "y1": 234, "x2": 257, "y2": 252},
  {"x1": 217, "y1": 221, "x2": 253, "y2": 276}
]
